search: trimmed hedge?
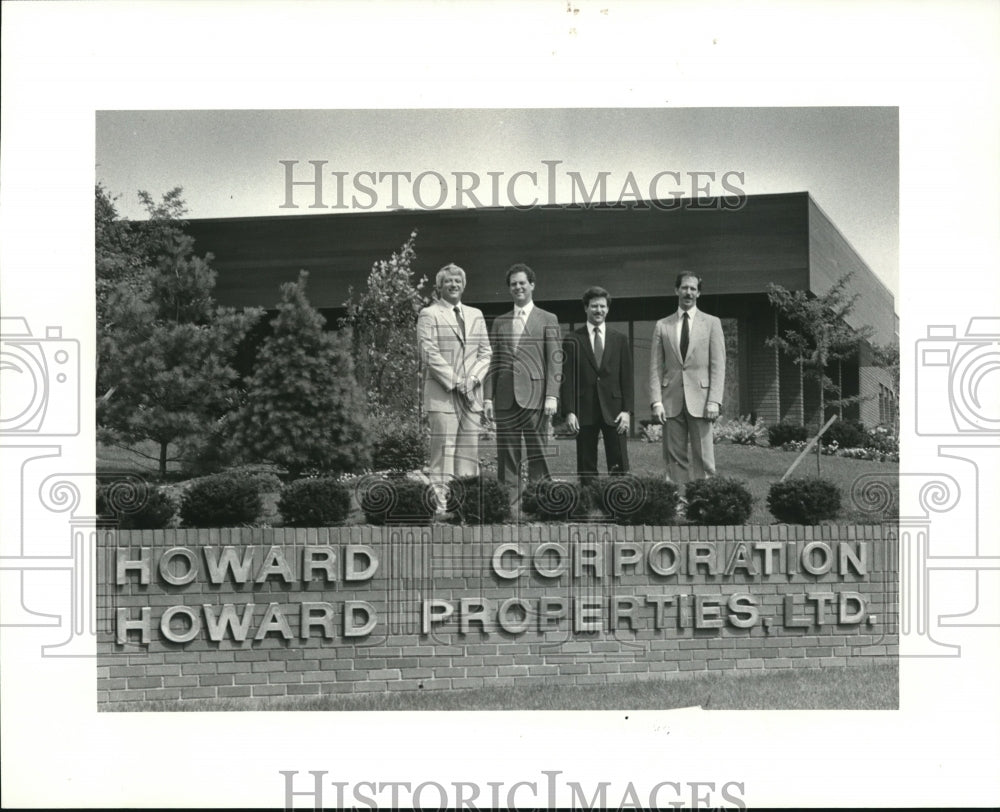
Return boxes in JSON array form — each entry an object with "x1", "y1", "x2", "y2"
[
  {"x1": 179, "y1": 471, "x2": 264, "y2": 528},
  {"x1": 591, "y1": 475, "x2": 679, "y2": 525},
  {"x1": 278, "y1": 477, "x2": 351, "y2": 527},
  {"x1": 448, "y1": 474, "x2": 510, "y2": 525},
  {"x1": 521, "y1": 478, "x2": 593, "y2": 521},
  {"x1": 768, "y1": 477, "x2": 842, "y2": 524},
  {"x1": 359, "y1": 476, "x2": 436, "y2": 525},
  {"x1": 684, "y1": 477, "x2": 755, "y2": 525},
  {"x1": 97, "y1": 478, "x2": 176, "y2": 530},
  {"x1": 823, "y1": 418, "x2": 867, "y2": 449}
]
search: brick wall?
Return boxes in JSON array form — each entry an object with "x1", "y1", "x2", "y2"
[{"x1": 98, "y1": 524, "x2": 898, "y2": 706}]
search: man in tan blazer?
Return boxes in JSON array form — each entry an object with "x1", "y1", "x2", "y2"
[
  {"x1": 649, "y1": 272, "x2": 725, "y2": 484},
  {"x1": 417, "y1": 263, "x2": 492, "y2": 510},
  {"x1": 483, "y1": 262, "x2": 562, "y2": 490}
]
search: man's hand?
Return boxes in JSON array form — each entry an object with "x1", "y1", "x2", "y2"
[
  {"x1": 651, "y1": 403, "x2": 666, "y2": 424},
  {"x1": 565, "y1": 413, "x2": 580, "y2": 433},
  {"x1": 705, "y1": 402, "x2": 720, "y2": 421},
  {"x1": 483, "y1": 399, "x2": 494, "y2": 421},
  {"x1": 615, "y1": 412, "x2": 630, "y2": 435},
  {"x1": 544, "y1": 396, "x2": 558, "y2": 417}
]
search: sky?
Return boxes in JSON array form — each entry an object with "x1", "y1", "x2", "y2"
[{"x1": 96, "y1": 107, "x2": 900, "y2": 298}]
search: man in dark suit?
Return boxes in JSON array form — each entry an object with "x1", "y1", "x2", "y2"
[
  {"x1": 483, "y1": 262, "x2": 562, "y2": 490},
  {"x1": 560, "y1": 286, "x2": 632, "y2": 482},
  {"x1": 649, "y1": 272, "x2": 726, "y2": 483}
]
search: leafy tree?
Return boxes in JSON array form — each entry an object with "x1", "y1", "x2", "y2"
[
  {"x1": 97, "y1": 188, "x2": 261, "y2": 476},
  {"x1": 236, "y1": 271, "x2": 371, "y2": 477},
  {"x1": 339, "y1": 230, "x2": 428, "y2": 419},
  {"x1": 766, "y1": 272, "x2": 876, "y2": 427}
]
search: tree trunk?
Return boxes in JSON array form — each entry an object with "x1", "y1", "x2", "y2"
[{"x1": 159, "y1": 441, "x2": 168, "y2": 478}]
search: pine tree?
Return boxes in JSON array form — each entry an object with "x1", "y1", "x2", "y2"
[
  {"x1": 97, "y1": 188, "x2": 261, "y2": 476},
  {"x1": 237, "y1": 271, "x2": 371, "y2": 477},
  {"x1": 766, "y1": 272, "x2": 876, "y2": 427}
]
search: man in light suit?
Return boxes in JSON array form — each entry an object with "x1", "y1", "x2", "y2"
[
  {"x1": 483, "y1": 262, "x2": 562, "y2": 490},
  {"x1": 561, "y1": 286, "x2": 633, "y2": 482},
  {"x1": 417, "y1": 263, "x2": 492, "y2": 510},
  {"x1": 649, "y1": 272, "x2": 725, "y2": 484}
]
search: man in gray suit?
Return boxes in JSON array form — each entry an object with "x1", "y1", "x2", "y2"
[
  {"x1": 483, "y1": 262, "x2": 562, "y2": 490},
  {"x1": 417, "y1": 263, "x2": 492, "y2": 510},
  {"x1": 649, "y1": 272, "x2": 725, "y2": 483}
]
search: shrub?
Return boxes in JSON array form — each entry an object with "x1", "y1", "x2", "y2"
[
  {"x1": 823, "y1": 418, "x2": 866, "y2": 449},
  {"x1": 179, "y1": 471, "x2": 264, "y2": 527},
  {"x1": 713, "y1": 415, "x2": 767, "y2": 445},
  {"x1": 684, "y1": 477, "x2": 754, "y2": 525},
  {"x1": 448, "y1": 474, "x2": 510, "y2": 524},
  {"x1": 638, "y1": 420, "x2": 662, "y2": 443},
  {"x1": 592, "y1": 475, "x2": 679, "y2": 525},
  {"x1": 767, "y1": 422, "x2": 808, "y2": 447},
  {"x1": 768, "y1": 477, "x2": 842, "y2": 524},
  {"x1": 372, "y1": 419, "x2": 429, "y2": 474},
  {"x1": 864, "y1": 425, "x2": 899, "y2": 454},
  {"x1": 521, "y1": 478, "x2": 592, "y2": 521},
  {"x1": 278, "y1": 477, "x2": 351, "y2": 527},
  {"x1": 358, "y1": 475, "x2": 436, "y2": 525},
  {"x1": 97, "y1": 478, "x2": 177, "y2": 529}
]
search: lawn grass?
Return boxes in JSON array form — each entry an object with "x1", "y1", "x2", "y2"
[
  {"x1": 104, "y1": 662, "x2": 896, "y2": 712},
  {"x1": 96, "y1": 438, "x2": 897, "y2": 526}
]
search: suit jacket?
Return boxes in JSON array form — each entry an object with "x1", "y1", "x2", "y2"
[
  {"x1": 484, "y1": 304, "x2": 562, "y2": 411},
  {"x1": 560, "y1": 325, "x2": 633, "y2": 425},
  {"x1": 648, "y1": 309, "x2": 725, "y2": 418},
  {"x1": 417, "y1": 299, "x2": 492, "y2": 413}
]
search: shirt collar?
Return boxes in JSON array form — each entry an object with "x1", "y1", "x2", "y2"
[
  {"x1": 516, "y1": 301, "x2": 535, "y2": 318},
  {"x1": 677, "y1": 305, "x2": 699, "y2": 319}
]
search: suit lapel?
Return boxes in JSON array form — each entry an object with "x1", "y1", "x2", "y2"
[
  {"x1": 665, "y1": 314, "x2": 683, "y2": 364},
  {"x1": 440, "y1": 301, "x2": 464, "y2": 344},
  {"x1": 578, "y1": 325, "x2": 599, "y2": 372}
]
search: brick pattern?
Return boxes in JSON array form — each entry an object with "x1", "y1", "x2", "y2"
[{"x1": 98, "y1": 525, "x2": 898, "y2": 706}]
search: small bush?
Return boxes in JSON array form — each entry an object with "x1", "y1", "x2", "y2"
[
  {"x1": 448, "y1": 474, "x2": 510, "y2": 524},
  {"x1": 521, "y1": 478, "x2": 592, "y2": 521},
  {"x1": 358, "y1": 476, "x2": 436, "y2": 525},
  {"x1": 713, "y1": 415, "x2": 767, "y2": 445},
  {"x1": 684, "y1": 477, "x2": 754, "y2": 525},
  {"x1": 864, "y1": 425, "x2": 899, "y2": 454},
  {"x1": 591, "y1": 475, "x2": 679, "y2": 525},
  {"x1": 97, "y1": 478, "x2": 177, "y2": 529},
  {"x1": 638, "y1": 420, "x2": 662, "y2": 443},
  {"x1": 372, "y1": 419, "x2": 429, "y2": 474},
  {"x1": 767, "y1": 422, "x2": 808, "y2": 447},
  {"x1": 823, "y1": 418, "x2": 866, "y2": 449},
  {"x1": 180, "y1": 471, "x2": 264, "y2": 528},
  {"x1": 278, "y1": 477, "x2": 351, "y2": 527},
  {"x1": 768, "y1": 477, "x2": 842, "y2": 524}
]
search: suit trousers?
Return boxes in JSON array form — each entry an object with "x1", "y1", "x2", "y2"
[
  {"x1": 576, "y1": 422, "x2": 629, "y2": 482},
  {"x1": 662, "y1": 408, "x2": 715, "y2": 484},
  {"x1": 428, "y1": 407, "x2": 480, "y2": 507},
  {"x1": 494, "y1": 406, "x2": 551, "y2": 488}
]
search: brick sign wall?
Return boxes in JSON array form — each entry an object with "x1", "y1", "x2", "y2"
[{"x1": 98, "y1": 524, "x2": 898, "y2": 705}]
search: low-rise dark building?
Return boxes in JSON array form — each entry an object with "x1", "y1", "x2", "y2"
[{"x1": 187, "y1": 191, "x2": 898, "y2": 433}]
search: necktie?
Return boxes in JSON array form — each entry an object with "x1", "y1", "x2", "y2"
[
  {"x1": 453, "y1": 306, "x2": 466, "y2": 342},
  {"x1": 680, "y1": 311, "x2": 690, "y2": 361},
  {"x1": 593, "y1": 327, "x2": 603, "y2": 367},
  {"x1": 512, "y1": 309, "x2": 524, "y2": 347}
]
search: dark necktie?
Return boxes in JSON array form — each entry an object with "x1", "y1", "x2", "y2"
[
  {"x1": 593, "y1": 327, "x2": 603, "y2": 367},
  {"x1": 680, "y1": 311, "x2": 690, "y2": 361},
  {"x1": 454, "y1": 306, "x2": 466, "y2": 342}
]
